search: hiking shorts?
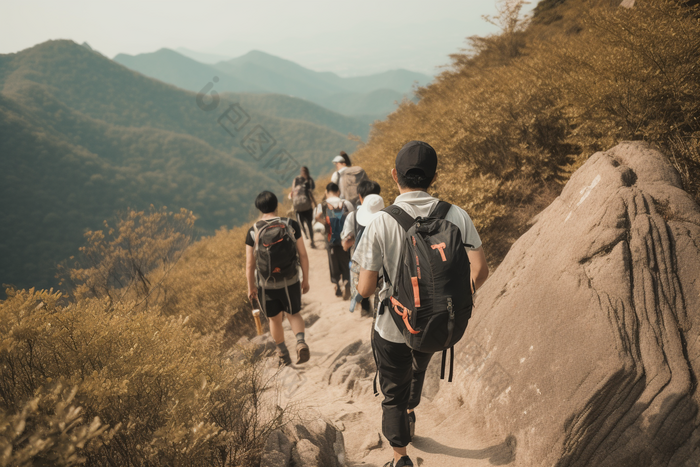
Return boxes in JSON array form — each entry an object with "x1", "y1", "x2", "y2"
[{"x1": 259, "y1": 281, "x2": 302, "y2": 318}]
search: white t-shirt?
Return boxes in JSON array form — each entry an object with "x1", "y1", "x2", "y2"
[
  {"x1": 352, "y1": 191, "x2": 482, "y2": 344},
  {"x1": 341, "y1": 211, "x2": 357, "y2": 241},
  {"x1": 330, "y1": 167, "x2": 348, "y2": 185}
]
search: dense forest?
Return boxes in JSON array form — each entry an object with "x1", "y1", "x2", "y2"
[
  {"x1": 1, "y1": 0, "x2": 699, "y2": 465},
  {"x1": 0, "y1": 41, "x2": 359, "y2": 292}
]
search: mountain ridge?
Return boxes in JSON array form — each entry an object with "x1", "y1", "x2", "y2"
[
  {"x1": 0, "y1": 39, "x2": 359, "y2": 292},
  {"x1": 114, "y1": 47, "x2": 431, "y2": 119}
]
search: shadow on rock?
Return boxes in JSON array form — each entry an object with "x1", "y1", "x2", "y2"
[{"x1": 412, "y1": 434, "x2": 517, "y2": 465}]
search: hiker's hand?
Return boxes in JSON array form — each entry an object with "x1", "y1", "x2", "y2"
[
  {"x1": 248, "y1": 287, "x2": 258, "y2": 302},
  {"x1": 302, "y1": 280, "x2": 310, "y2": 294}
]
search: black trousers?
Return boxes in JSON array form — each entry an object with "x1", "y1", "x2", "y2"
[
  {"x1": 296, "y1": 209, "x2": 314, "y2": 240},
  {"x1": 373, "y1": 332, "x2": 435, "y2": 447},
  {"x1": 328, "y1": 244, "x2": 350, "y2": 285}
]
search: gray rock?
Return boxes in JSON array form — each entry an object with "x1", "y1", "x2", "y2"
[
  {"x1": 436, "y1": 142, "x2": 700, "y2": 466},
  {"x1": 249, "y1": 333, "x2": 276, "y2": 359},
  {"x1": 260, "y1": 429, "x2": 291, "y2": 467},
  {"x1": 324, "y1": 340, "x2": 374, "y2": 395},
  {"x1": 283, "y1": 418, "x2": 346, "y2": 467},
  {"x1": 304, "y1": 312, "x2": 320, "y2": 328},
  {"x1": 291, "y1": 439, "x2": 320, "y2": 467},
  {"x1": 361, "y1": 431, "x2": 383, "y2": 454}
]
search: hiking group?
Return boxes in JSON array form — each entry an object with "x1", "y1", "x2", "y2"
[{"x1": 245, "y1": 141, "x2": 489, "y2": 467}]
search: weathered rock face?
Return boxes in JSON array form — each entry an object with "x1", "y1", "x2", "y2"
[
  {"x1": 260, "y1": 418, "x2": 346, "y2": 467},
  {"x1": 433, "y1": 142, "x2": 700, "y2": 466}
]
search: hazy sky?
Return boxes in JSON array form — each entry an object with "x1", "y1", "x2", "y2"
[{"x1": 1, "y1": 0, "x2": 536, "y2": 76}]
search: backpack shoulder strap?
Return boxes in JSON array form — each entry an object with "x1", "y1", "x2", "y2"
[
  {"x1": 429, "y1": 200, "x2": 452, "y2": 220},
  {"x1": 253, "y1": 220, "x2": 265, "y2": 248},
  {"x1": 382, "y1": 205, "x2": 414, "y2": 232}
]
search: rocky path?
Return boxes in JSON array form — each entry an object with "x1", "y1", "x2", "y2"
[{"x1": 267, "y1": 232, "x2": 514, "y2": 467}]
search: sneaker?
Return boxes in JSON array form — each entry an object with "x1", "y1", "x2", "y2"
[
  {"x1": 278, "y1": 352, "x2": 292, "y2": 367},
  {"x1": 383, "y1": 456, "x2": 413, "y2": 467},
  {"x1": 296, "y1": 342, "x2": 310, "y2": 364},
  {"x1": 343, "y1": 283, "x2": 351, "y2": 301},
  {"x1": 335, "y1": 284, "x2": 342, "y2": 297},
  {"x1": 408, "y1": 411, "x2": 416, "y2": 439}
]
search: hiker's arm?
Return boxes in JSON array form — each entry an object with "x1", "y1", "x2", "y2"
[
  {"x1": 468, "y1": 246, "x2": 489, "y2": 292},
  {"x1": 358, "y1": 268, "x2": 378, "y2": 298},
  {"x1": 342, "y1": 237, "x2": 355, "y2": 251},
  {"x1": 245, "y1": 245, "x2": 257, "y2": 301},
  {"x1": 296, "y1": 237, "x2": 310, "y2": 294}
]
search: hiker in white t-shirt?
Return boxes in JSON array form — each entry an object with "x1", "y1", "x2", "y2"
[
  {"x1": 331, "y1": 151, "x2": 368, "y2": 205},
  {"x1": 354, "y1": 141, "x2": 489, "y2": 467},
  {"x1": 330, "y1": 151, "x2": 351, "y2": 186},
  {"x1": 341, "y1": 179, "x2": 382, "y2": 316}
]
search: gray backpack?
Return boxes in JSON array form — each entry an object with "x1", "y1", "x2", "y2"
[{"x1": 338, "y1": 167, "x2": 368, "y2": 205}]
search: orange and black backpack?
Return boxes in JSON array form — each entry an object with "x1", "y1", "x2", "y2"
[
  {"x1": 253, "y1": 218, "x2": 299, "y2": 288},
  {"x1": 382, "y1": 201, "x2": 473, "y2": 381}
]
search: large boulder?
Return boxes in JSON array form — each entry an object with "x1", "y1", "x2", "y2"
[{"x1": 434, "y1": 142, "x2": 700, "y2": 466}]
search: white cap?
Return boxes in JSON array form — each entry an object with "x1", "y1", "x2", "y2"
[
  {"x1": 356, "y1": 194, "x2": 385, "y2": 226},
  {"x1": 332, "y1": 155, "x2": 345, "y2": 163}
]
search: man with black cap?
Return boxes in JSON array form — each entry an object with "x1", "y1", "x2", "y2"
[{"x1": 354, "y1": 140, "x2": 489, "y2": 467}]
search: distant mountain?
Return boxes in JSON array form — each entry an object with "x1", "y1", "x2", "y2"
[
  {"x1": 0, "y1": 40, "x2": 358, "y2": 292},
  {"x1": 175, "y1": 47, "x2": 233, "y2": 64},
  {"x1": 114, "y1": 48, "x2": 268, "y2": 94},
  {"x1": 221, "y1": 93, "x2": 369, "y2": 139},
  {"x1": 114, "y1": 48, "x2": 432, "y2": 119},
  {"x1": 317, "y1": 88, "x2": 409, "y2": 122}
]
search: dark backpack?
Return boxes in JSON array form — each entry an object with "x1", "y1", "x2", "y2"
[
  {"x1": 253, "y1": 218, "x2": 299, "y2": 287},
  {"x1": 353, "y1": 212, "x2": 366, "y2": 250},
  {"x1": 383, "y1": 201, "x2": 473, "y2": 382},
  {"x1": 292, "y1": 177, "x2": 313, "y2": 212},
  {"x1": 325, "y1": 202, "x2": 348, "y2": 246}
]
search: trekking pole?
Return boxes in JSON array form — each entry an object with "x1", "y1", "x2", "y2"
[{"x1": 252, "y1": 298, "x2": 264, "y2": 336}]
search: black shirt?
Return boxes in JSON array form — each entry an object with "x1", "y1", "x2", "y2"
[{"x1": 245, "y1": 217, "x2": 302, "y2": 247}]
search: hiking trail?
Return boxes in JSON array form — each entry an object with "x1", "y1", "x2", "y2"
[{"x1": 269, "y1": 232, "x2": 514, "y2": 467}]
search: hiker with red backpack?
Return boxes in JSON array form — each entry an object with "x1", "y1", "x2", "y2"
[
  {"x1": 245, "y1": 191, "x2": 311, "y2": 367},
  {"x1": 289, "y1": 166, "x2": 317, "y2": 249},
  {"x1": 315, "y1": 182, "x2": 355, "y2": 300},
  {"x1": 354, "y1": 141, "x2": 489, "y2": 467},
  {"x1": 331, "y1": 151, "x2": 368, "y2": 206}
]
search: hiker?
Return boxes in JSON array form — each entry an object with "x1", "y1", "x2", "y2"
[
  {"x1": 342, "y1": 180, "x2": 382, "y2": 316},
  {"x1": 331, "y1": 151, "x2": 368, "y2": 205},
  {"x1": 354, "y1": 141, "x2": 489, "y2": 467},
  {"x1": 341, "y1": 180, "x2": 381, "y2": 253},
  {"x1": 315, "y1": 182, "x2": 355, "y2": 300},
  {"x1": 289, "y1": 166, "x2": 317, "y2": 248},
  {"x1": 245, "y1": 191, "x2": 311, "y2": 367}
]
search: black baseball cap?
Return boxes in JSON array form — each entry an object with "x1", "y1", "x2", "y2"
[{"x1": 395, "y1": 140, "x2": 438, "y2": 179}]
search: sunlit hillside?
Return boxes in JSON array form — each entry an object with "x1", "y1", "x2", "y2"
[{"x1": 349, "y1": 0, "x2": 700, "y2": 265}]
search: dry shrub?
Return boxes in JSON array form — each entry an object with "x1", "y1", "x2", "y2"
[
  {"x1": 59, "y1": 208, "x2": 255, "y2": 338},
  {"x1": 351, "y1": 0, "x2": 700, "y2": 267},
  {"x1": 158, "y1": 225, "x2": 254, "y2": 338},
  {"x1": 0, "y1": 288, "x2": 286, "y2": 467},
  {"x1": 58, "y1": 206, "x2": 196, "y2": 309}
]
